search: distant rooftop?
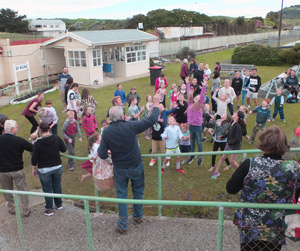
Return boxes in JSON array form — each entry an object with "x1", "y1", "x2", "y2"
[
  {"x1": 44, "y1": 29, "x2": 158, "y2": 46},
  {"x1": 71, "y1": 29, "x2": 157, "y2": 45},
  {"x1": 30, "y1": 19, "x2": 65, "y2": 25}
]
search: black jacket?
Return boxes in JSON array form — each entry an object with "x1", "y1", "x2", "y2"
[
  {"x1": 32, "y1": 135, "x2": 66, "y2": 169},
  {"x1": 0, "y1": 133, "x2": 32, "y2": 172},
  {"x1": 99, "y1": 107, "x2": 159, "y2": 169}
]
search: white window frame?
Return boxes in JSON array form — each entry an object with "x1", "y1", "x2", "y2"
[
  {"x1": 68, "y1": 50, "x2": 87, "y2": 68},
  {"x1": 92, "y1": 47, "x2": 102, "y2": 67},
  {"x1": 114, "y1": 47, "x2": 125, "y2": 62},
  {"x1": 125, "y1": 44, "x2": 146, "y2": 64}
]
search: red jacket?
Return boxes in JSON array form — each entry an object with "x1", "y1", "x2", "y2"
[{"x1": 180, "y1": 63, "x2": 189, "y2": 78}]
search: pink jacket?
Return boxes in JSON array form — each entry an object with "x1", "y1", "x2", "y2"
[
  {"x1": 187, "y1": 85, "x2": 206, "y2": 126},
  {"x1": 155, "y1": 77, "x2": 168, "y2": 93}
]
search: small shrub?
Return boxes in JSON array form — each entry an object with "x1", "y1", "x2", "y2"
[
  {"x1": 176, "y1": 47, "x2": 196, "y2": 61},
  {"x1": 279, "y1": 44, "x2": 300, "y2": 65},
  {"x1": 231, "y1": 44, "x2": 282, "y2": 66},
  {"x1": 284, "y1": 133, "x2": 300, "y2": 163}
]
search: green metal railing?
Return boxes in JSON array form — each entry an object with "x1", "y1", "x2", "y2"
[
  {"x1": 0, "y1": 75, "x2": 49, "y2": 103},
  {"x1": 1, "y1": 148, "x2": 300, "y2": 251}
]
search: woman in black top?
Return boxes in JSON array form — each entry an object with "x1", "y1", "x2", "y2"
[
  {"x1": 31, "y1": 122, "x2": 67, "y2": 216},
  {"x1": 211, "y1": 111, "x2": 245, "y2": 179},
  {"x1": 173, "y1": 93, "x2": 187, "y2": 124}
]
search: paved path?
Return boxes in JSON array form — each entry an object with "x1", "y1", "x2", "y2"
[{"x1": 0, "y1": 199, "x2": 298, "y2": 251}]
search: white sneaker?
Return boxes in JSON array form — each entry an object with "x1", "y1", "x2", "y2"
[
  {"x1": 149, "y1": 159, "x2": 156, "y2": 166},
  {"x1": 166, "y1": 160, "x2": 170, "y2": 167}
]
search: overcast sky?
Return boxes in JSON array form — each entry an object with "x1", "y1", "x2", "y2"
[{"x1": 2, "y1": 0, "x2": 299, "y2": 20}]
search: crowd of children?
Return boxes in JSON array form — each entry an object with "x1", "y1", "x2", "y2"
[{"x1": 11, "y1": 60, "x2": 298, "y2": 184}]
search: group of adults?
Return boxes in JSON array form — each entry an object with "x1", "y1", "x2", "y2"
[
  {"x1": 0, "y1": 117, "x2": 66, "y2": 217},
  {"x1": 1, "y1": 63, "x2": 300, "y2": 250}
]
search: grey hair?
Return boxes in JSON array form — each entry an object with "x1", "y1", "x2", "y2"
[
  {"x1": 183, "y1": 59, "x2": 188, "y2": 63},
  {"x1": 4, "y1": 120, "x2": 17, "y2": 131},
  {"x1": 109, "y1": 106, "x2": 124, "y2": 122}
]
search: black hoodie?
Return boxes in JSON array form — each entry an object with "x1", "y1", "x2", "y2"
[{"x1": 32, "y1": 135, "x2": 66, "y2": 169}]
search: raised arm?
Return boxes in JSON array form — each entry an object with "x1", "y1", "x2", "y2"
[{"x1": 131, "y1": 94, "x2": 161, "y2": 134}]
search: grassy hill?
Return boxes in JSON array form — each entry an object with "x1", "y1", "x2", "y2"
[{"x1": 282, "y1": 5, "x2": 300, "y2": 19}]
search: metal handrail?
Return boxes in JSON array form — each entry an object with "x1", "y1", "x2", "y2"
[{"x1": 1, "y1": 147, "x2": 300, "y2": 251}]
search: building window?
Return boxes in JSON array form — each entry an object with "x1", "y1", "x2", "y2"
[
  {"x1": 55, "y1": 25, "x2": 59, "y2": 28},
  {"x1": 125, "y1": 44, "x2": 146, "y2": 63},
  {"x1": 115, "y1": 47, "x2": 125, "y2": 61},
  {"x1": 93, "y1": 48, "x2": 102, "y2": 66},
  {"x1": 50, "y1": 25, "x2": 54, "y2": 28},
  {"x1": 68, "y1": 50, "x2": 87, "y2": 67}
]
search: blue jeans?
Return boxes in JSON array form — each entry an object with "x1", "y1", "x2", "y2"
[
  {"x1": 38, "y1": 166, "x2": 63, "y2": 210},
  {"x1": 227, "y1": 103, "x2": 234, "y2": 115},
  {"x1": 241, "y1": 90, "x2": 247, "y2": 105},
  {"x1": 273, "y1": 108, "x2": 285, "y2": 120},
  {"x1": 189, "y1": 125, "x2": 202, "y2": 155},
  {"x1": 113, "y1": 162, "x2": 145, "y2": 230}
]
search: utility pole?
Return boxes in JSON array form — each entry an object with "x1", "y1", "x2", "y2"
[{"x1": 277, "y1": 0, "x2": 284, "y2": 48}]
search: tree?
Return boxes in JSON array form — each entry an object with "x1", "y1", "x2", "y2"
[
  {"x1": 266, "y1": 11, "x2": 279, "y2": 26},
  {"x1": 0, "y1": 8, "x2": 29, "y2": 33},
  {"x1": 124, "y1": 14, "x2": 149, "y2": 29}
]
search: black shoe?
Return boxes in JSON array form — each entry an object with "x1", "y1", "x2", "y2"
[
  {"x1": 21, "y1": 208, "x2": 31, "y2": 218},
  {"x1": 202, "y1": 137, "x2": 207, "y2": 142},
  {"x1": 115, "y1": 227, "x2": 128, "y2": 234},
  {"x1": 44, "y1": 209, "x2": 54, "y2": 216},
  {"x1": 210, "y1": 138, "x2": 214, "y2": 143},
  {"x1": 197, "y1": 157, "x2": 203, "y2": 166},
  {"x1": 133, "y1": 218, "x2": 143, "y2": 224},
  {"x1": 188, "y1": 156, "x2": 196, "y2": 165}
]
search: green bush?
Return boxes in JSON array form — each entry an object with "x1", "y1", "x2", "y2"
[
  {"x1": 231, "y1": 44, "x2": 282, "y2": 66},
  {"x1": 176, "y1": 47, "x2": 196, "y2": 60},
  {"x1": 279, "y1": 44, "x2": 300, "y2": 65}
]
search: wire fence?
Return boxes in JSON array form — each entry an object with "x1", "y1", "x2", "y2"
[
  {"x1": 0, "y1": 75, "x2": 50, "y2": 104},
  {"x1": 1, "y1": 149, "x2": 300, "y2": 250}
]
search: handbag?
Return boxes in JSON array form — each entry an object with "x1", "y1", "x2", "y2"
[
  {"x1": 284, "y1": 195, "x2": 300, "y2": 241},
  {"x1": 92, "y1": 156, "x2": 115, "y2": 191}
]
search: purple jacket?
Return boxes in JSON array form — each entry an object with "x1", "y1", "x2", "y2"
[
  {"x1": 180, "y1": 63, "x2": 189, "y2": 78},
  {"x1": 187, "y1": 85, "x2": 206, "y2": 126}
]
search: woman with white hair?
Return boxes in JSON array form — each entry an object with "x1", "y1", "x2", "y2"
[
  {"x1": 38, "y1": 107, "x2": 58, "y2": 136},
  {"x1": 180, "y1": 58, "x2": 189, "y2": 84}
]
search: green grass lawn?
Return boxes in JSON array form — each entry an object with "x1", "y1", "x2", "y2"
[{"x1": 0, "y1": 49, "x2": 297, "y2": 218}]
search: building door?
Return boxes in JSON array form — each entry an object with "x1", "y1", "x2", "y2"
[{"x1": 102, "y1": 47, "x2": 115, "y2": 78}]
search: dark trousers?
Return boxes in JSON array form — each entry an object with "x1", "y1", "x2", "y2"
[
  {"x1": 227, "y1": 103, "x2": 234, "y2": 116},
  {"x1": 211, "y1": 141, "x2": 230, "y2": 166},
  {"x1": 38, "y1": 166, "x2": 63, "y2": 210},
  {"x1": 211, "y1": 92, "x2": 218, "y2": 113},
  {"x1": 25, "y1": 115, "x2": 39, "y2": 134},
  {"x1": 65, "y1": 135, "x2": 76, "y2": 168},
  {"x1": 241, "y1": 240, "x2": 282, "y2": 251},
  {"x1": 50, "y1": 124, "x2": 58, "y2": 136},
  {"x1": 273, "y1": 108, "x2": 285, "y2": 120}
]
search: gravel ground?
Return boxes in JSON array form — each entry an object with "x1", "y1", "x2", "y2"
[{"x1": 0, "y1": 201, "x2": 298, "y2": 251}]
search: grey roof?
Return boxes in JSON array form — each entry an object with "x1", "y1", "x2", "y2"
[
  {"x1": 71, "y1": 29, "x2": 157, "y2": 45},
  {"x1": 30, "y1": 19, "x2": 65, "y2": 25}
]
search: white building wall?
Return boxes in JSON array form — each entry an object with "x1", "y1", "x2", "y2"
[
  {"x1": 159, "y1": 30, "x2": 293, "y2": 56},
  {"x1": 0, "y1": 39, "x2": 47, "y2": 86}
]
